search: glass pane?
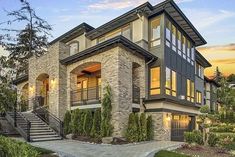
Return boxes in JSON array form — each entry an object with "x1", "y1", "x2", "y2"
[
  {"x1": 151, "y1": 18, "x2": 161, "y2": 41},
  {"x1": 191, "y1": 81, "x2": 194, "y2": 98},
  {"x1": 187, "y1": 79, "x2": 190, "y2": 99},
  {"x1": 151, "y1": 67, "x2": 160, "y2": 89},
  {"x1": 165, "y1": 89, "x2": 170, "y2": 95},
  {"x1": 182, "y1": 36, "x2": 186, "y2": 55},
  {"x1": 172, "y1": 71, "x2": 176, "y2": 92},
  {"x1": 150, "y1": 89, "x2": 160, "y2": 95},
  {"x1": 172, "y1": 24, "x2": 176, "y2": 46},
  {"x1": 165, "y1": 67, "x2": 171, "y2": 89}
]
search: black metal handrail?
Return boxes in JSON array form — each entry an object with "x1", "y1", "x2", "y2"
[
  {"x1": 133, "y1": 85, "x2": 140, "y2": 104},
  {"x1": 70, "y1": 85, "x2": 101, "y2": 106},
  {"x1": 33, "y1": 106, "x2": 63, "y2": 137}
]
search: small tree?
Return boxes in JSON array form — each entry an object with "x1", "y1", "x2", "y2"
[
  {"x1": 139, "y1": 113, "x2": 147, "y2": 141},
  {"x1": 63, "y1": 110, "x2": 71, "y2": 135},
  {"x1": 101, "y1": 85, "x2": 113, "y2": 137},
  {"x1": 91, "y1": 109, "x2": 101, "y2": 138},
  {"x1": 126, "y1": 113, "x2": 138, "y2": 142},
  {"x1": 146, "y1": 115, "x2": 154, "y2": 141},
  {"x1": 71, "y1": 109, "x2": 80, "y2": 134},
  {"x1": 83, "y1": 110, "x2": 92, "y2": 136},
  {"x1": 78, "y1": 111, "x2": 85, "y2": 135}
]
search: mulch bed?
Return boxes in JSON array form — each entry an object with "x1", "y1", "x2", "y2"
[{"x1": 176, "y1": 144, "x2": 233, "y2": 157}]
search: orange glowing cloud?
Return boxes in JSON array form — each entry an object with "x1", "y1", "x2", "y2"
[{"x1": 197, "y1": 44, "x2": 235, "y2": 77}]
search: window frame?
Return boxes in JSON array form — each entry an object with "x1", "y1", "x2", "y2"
[
  {"x1": 165, "y1": 67, "x2": 177, "y2": 97},
  {"x1": 150, "y1": 67, "x2": 161, "y2": 95},
  {"x1": 150, "y1": 17, "x2": 161, "y2": 47}
]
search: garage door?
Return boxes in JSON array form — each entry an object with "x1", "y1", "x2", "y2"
[{"x1": 171, "y1": 115, "x2": 195, "y2": 141}]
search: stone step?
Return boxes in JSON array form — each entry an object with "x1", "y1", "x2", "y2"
[
  {"x1": 31, "y1": 134, "x2": 60, "y2": 139},
  {"x1": 31, "y1": 137, "x2": 62, "y2": 142},
  {"x1": 30, "y1": 132, "x2": 56, "y2": 136}
]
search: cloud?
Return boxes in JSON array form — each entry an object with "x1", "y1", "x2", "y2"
[
  {"x1": 88, "y1": 0, "x2": 194, "y2": 11},
  {"x1": 210, "y1": 58, "x2": 235, "y2": 65},
  {"x1": 183, "y1": 9, "x2": 235, "y2": 30},
  {"x1": 199, "y1": 43, "x2": 235, "y2": 52}
]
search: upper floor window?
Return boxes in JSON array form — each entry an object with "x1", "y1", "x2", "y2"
[
  {"x1": 165, "y1": 67, "x2": 177, "y2": 97},
  {"x1": 182, "y1": 35, "x2": 186, "y2": 59},
  {"x1": 151, "y1": 17, "x2": 161, "y2": 47},
  {"x1": 165, "y1": 19, "x2": 171, "y2": 47},
  {"x1": 196, "y1": 91, "x2": 202, "y2": 104},
  {"x1": 187, "y1": 40, "x2": 191, "y2": 63},
  {"x1": 150, "y1": 67, "x2": 160, "y2": 95},
  {"x1": 69, "y1": 42, "x2": 79, "y2": 55},
  {"x1": 177, "y1": 30, "x2": 182, "y2": 56},
  {"x1": 191, "y1": 47, "x2": 195, "y2": 65},
  {"x1": 196, "y1": 63, "x2": 204, "y2": 79},
  {"x1": 172, "y1": 24, "x2": 176, "y2": 52},
  {"x1": 187, "y1": 79, "x2": 195, "y2": 102}
]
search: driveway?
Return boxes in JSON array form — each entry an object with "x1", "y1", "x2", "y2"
[{"x1": 28, "y1": 139, "x2": 183, "y2": 157}]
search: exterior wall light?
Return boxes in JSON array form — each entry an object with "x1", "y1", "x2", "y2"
[
  {"x1": 50, "y1": 78, "x2": 56, "y2": 88},
  {"x1": 166, "y1": 113, "x2": 171, "y2": 121}
]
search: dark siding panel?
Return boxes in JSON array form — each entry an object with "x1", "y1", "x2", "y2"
[
  {"x1": 182, "y1": 76, "x2": 186, "y2": 97},
  {"x1": 177, "y1": 56, "x2": 181, "y2": 72},
  {"x1": 172, "y1": 53, "x2": 177, "y2": 71},
  {"x1": 177, "y1": 74, "x2": 181, "y2": 97},
  {"x1": 182, "y1": 61, "x2": 186, "y2": 76}
]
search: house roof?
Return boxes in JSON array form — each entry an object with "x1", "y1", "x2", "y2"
[
  {"x1": 85, "y1": 0, "x2": 206, "y2": 46},
  {"x1": 204, "y1": 76, "x2": 220, "y2": 87},
  {"x1": 195, "y1": 50, "x2": 211, "y2": 68},
  {"x1": 49, "y1": 23, "x2": 94, "y2": 45},
  {"x1": 60, "y1": 35, "x2": 157, "y2": 65},
  {"x1": 12, "y1": 74, "x2": 28, "y2": 85}
]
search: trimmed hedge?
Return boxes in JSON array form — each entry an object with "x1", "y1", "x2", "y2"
[
  {"x1": 147, "y1": 115, "x2": 154, "y2": 141},
  {"x1": 90, "y1": 109, "x2": 101, "y2": 138},
  {"x1": 63, "y1": 110, "x2": 71, "y2": 135},
  {"x1": 184, "y1": 130, "x2": 203, "y2": 145},
  {"x1": 0, "y1": 136, "x2": 39, "y2": 157}
]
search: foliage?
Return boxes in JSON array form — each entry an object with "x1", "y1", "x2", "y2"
[
  {"x1": 207, "y1": 133, "x2": 219, "y2": 147},
  {"x1": 227, "y1": 74, "x2": 235, "y2": 82},
  {"x1": 199, "y1": 105, "x2": 210, "y2": 114},
  {"x1": 214, "y1": 66, "x2": 223, "y2": 83},
  {"x1": 63, "y1": 110, "x2": 71, "y2": 135},
  {"x1": 154, "y1": 150, "x2": 190, "y2": 157},
  {"x1": 210, "y1": 123, "x2": 235, "y2": 133},
  {"x1": 139, "y1": 113, "x2": 147, "y2": 141},
  {"x1": 83, "y1": 110, "x2": 93, "y2": 136},
  {"x1": 0, "y1": 83, "x2": 17, "y2": 114},
  {"x1": 101, "y1": 85, "x2": 113, "y2": 137},
  {"x1": 90, "y1": 109, "x2": 101, "y2": 138},
  {"x1": 146, "y1": 115, "x2": 154, "y2": 141},
  {"x1": 126, "y1": 113, "x2": 138, "y2": 142},
  {"x1": 71, "y1": 109, "x2": 80, "y2": 134},
  {"x1": 0, "y1": 135, "x2": 39, "y2": 157},
  {"x1": 184, "y1": 130, "x2": 203, "y2": 145},
  {"x1": 78, "y1": 111, "x2": 85, "y2": 136}
]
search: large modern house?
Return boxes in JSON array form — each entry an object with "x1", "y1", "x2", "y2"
[{"x1": 12, "y1": 0, "x2": 219, "y2": 142}]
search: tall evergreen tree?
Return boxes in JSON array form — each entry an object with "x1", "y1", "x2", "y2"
[{"x1": 214, "y1": 66, "x2": 223, "y2": 83}]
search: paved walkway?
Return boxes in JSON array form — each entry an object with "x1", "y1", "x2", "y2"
[{"x1": 28, "y1": 139, "x2": 183, "y2": 157}]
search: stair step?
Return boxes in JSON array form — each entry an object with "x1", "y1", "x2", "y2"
[
  {"x1": 30, "y1": 132, "x2": 56, "y2": 136},
  {"x1": 31, "y1": 137, "x2": 62, "y2": 142},
  {"x1": 31, "y1": 134, "x2": 60, "y2": 139}
]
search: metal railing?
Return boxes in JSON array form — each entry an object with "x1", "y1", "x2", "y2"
[
  {"x1": 70, "y1": 86, "x2": 101, "y2": 106},
  {"x1": 133, "y1": 85, "x2": 140, "y2": 104},
  {"x1": 33, "y1": 106, "x2": 63, "y2": 137}
]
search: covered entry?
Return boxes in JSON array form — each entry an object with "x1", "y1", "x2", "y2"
[{"x1": 171, "y1": 114, "x2": 195, "y2": 141}]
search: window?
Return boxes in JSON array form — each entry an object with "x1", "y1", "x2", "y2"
[
  {"x1": 196, "y1": 63, "x2": 204, "y2": 79},
  {"x1": 182, "y1": 35, "x2": 186, "y2": 59},
  {"x1": 151, "y1": 17, "x2": 161, "y2": 47},
  {"x1": 196, "y1": 91, "x2": 202, "y2": 104},
  {"x1": 165, "y1": 67, "x2": 171, "y2": 95},
  {"x1": 150, "y1": 67, "x2": 160, "y2": 95},
  {"x1": 187, "y1": 79, "x2": 191, "y2": 101},
  {"x1": 172, "y1": 24, "x2": 176, "y2": 52},
  {"x1": 177, "y1": 30, "x2": 182, "y2": 56},
  {"x1": 69, "y1": 42, "x2": 79, "y2": 55},
  {"x1": 165, "y1": 67, "x2": 177, "y2": 97},
  {"x1": 187, "y1": 40, "x2": 191, "y2": 63},
  {"x1": 187, "y1": 79, "x2": 195, "y2": 102},
  {"x1": 165, "y1": 19, "x2": 171, "y2": 47}
]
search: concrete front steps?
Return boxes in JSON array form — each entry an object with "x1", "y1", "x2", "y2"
[{"x1": 22, "y1": 112, "x2": 62, "y2": 142}]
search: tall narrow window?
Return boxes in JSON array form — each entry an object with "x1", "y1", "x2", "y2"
[
  {"x1": 172, "y1": 24, "x2": 176, "y2": 52},
  {"x1": 172, "y1": 71, "x2": 177, "y2": 97},
  {"x1": 191, "y1": 47, "x2": 195, "y2": 65},
  {"x1": 177, "y1": 30, "x2": 182, "y2": 56},
  {"x1": 151, "y1": 17, "x2": 161, "y2": 47},
  {"x1": 196, "y1": 91, "x2": 202, "y2": 104},
  {"x1": 165, "y1": 67, "x2": 171, "y2": 95},
  {"x1": 165, "y1": 19, "x2": 171, "y2": 47},
  {"x1": 187, "y1": 40, "x2": 191, "y2": 63},
  {"x1": 69, "y1": 42, "x2": 79, "y2": 55},
  {"x1": 182, "y1": 35, "x2": 186, "y2": 59},
  {"x1": 191, "y1": 81, "x2": 194, "y2": 102},
  {"x1": 150, "y1": 67, "x2": 160, "y2": 95},
  {"x1": 187, "y1": 79, "x2": 191, "y2": 101}
]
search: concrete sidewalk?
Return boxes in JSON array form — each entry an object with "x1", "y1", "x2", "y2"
[{"x1": 28, "y1": 139, "x2": 183, "y2": 157}]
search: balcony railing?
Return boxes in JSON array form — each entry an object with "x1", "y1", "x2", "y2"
[
  {"x1": 70, "y1": 86, "x2": 101, "y2": 106},
  {"x1": 133, "y1": 85, "x2": 140, "y2": 104}
]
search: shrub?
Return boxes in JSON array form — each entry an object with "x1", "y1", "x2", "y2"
[
  {"x1": 63, "y1": 110, "x2": 71, "y2": 135},
  {"x1": 83, "y1": 110, "x2": 93, "y2": 136},
  {"x1": 101, "y1": 85, "x2": 113, "y2": 137},
  {"x1": 139, "y1": 113, "x2": 147, "y2": 141},
  {"x1": 90, "y1": 109, "x2": 101, "y2": 138},
  {"x1": 146, "y1": 115, "x2": 154, "y2": 141},
  {"x1": 0, "y1": 136, "x2": 39, "y2": 157},
  {"x1": 210, "y1": 124, "x2": 235, "y2": 133},
  {"x1": 71, "y1": 109, "x2": 80, "y2": 134},
  {"x1": 208, "y1": 133, "x2": 219, "y2": 147},
  {"x1": 126, "y1": 113, "x2": 139, "y2": 142},
  {"x1": 78, "y1": 111, "x2": 85, "y2": 135},
  {"x1": 216, "y1": 132, "x2": 235, "y2": 142},
  {"x1": 184, "y1": 130, "x2": 203, "y2": 145}
]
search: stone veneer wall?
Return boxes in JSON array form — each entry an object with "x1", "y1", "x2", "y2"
[
  {"x1": 66, "y1": 45, "x2": 146, "y2": 137},
  {"x1": 28, "y1": 42, "x2": 69, "y2": 119}
]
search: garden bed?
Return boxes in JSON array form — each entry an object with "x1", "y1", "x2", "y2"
[{"x1": 176, "y1": 145, "x2": 233, "y2": 157}]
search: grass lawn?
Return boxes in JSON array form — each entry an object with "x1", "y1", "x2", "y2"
[{"x1": 155, "y1": 150, "x2": 190, "y2": 157}]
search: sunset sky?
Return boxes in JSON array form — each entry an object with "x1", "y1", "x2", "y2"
[{"x1": 0, "y1": 0, "x2": 234, "y2": 77}]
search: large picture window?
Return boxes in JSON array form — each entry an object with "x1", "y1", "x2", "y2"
[
  {"x1": 151, "y1": 17, "x2": 161, "y2": 47},
  {"x1": 150, "y1": 67, "x2": 160, "y2": 95}
]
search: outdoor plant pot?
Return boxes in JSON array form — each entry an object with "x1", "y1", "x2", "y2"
[{"x1": 102, "y1": 137, "x2": 113, "y2": 144}]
